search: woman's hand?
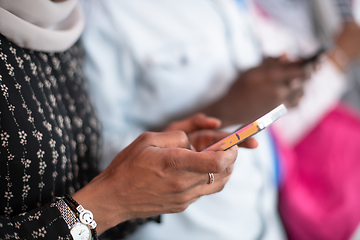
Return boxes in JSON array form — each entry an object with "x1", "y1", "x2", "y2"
[{"x1": 72, "y1": 130, "x2": 239, "y2": 234}]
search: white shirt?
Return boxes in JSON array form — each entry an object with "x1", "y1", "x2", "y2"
[
  {"x1": 82, "y1": 0, "x2": 285, "y2": 239},
  {"x1": 82, "y1": 0, "x2": 261, "y2": 169}
]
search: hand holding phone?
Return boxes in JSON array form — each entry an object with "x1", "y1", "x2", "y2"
[{"x1": 203, "y1": 104, "x2": 287, "y2": 151}]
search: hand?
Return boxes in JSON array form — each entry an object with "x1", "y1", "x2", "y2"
[
  {"x1": 202, "y1": 56, "x2": 308, "y2": 126},
  {"x1": 72, "y1": 131, "x2": 238, "y2": 234},
  {"x1": 335, "y1": 21, "x2": 360, "y2": 63},
  {"x1": 165, "y1": 113, "x2": 258, "y2": 151}
]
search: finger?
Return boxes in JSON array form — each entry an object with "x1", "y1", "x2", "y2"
[
  {"x1": 287, "y1": 77, "x2": 304, "y2": 91},
  {"x1": 283, "y1": 66, "x2": 307, "y2": 82},
  {"x1": 278, "y1": 53, "x2": 289, "y2": 63},
  {"x1": 268, "y1": 58, "x2": 310, "y2": 84},
  {"x1": 262, "y1": 56, "x2": 280, "y2": 68},
  {"x1": 188, "y1": 130, "x2": 229, "y2": 151},
  {"x1": 284, "y1": 87, "x2": 305, "y2": 108},
  {"x1": 140, "y1": 131, "x2": 192, "y2": 149},
  {"x1": 191, "y1": 114, "x2": 221, "y2": 131},
  {"x1": 184, "y1": 173, "x2": 232, "y2": 198},
  {"x1": 263, "y1": 54, "x2": 290, "y2": 67},
  {"x1": 237, "y1": 137, "x2": 258, "y2": 149},
  {"x1": 165, "y1": 113, "x2": 221, "y2": 133},
  {"x1": 159, "y1": 145, "x2": 238, "y2": 174},
  {"x1": 304, "y1": 64, "x2": 313, "y2": 80},
  {"x1": 191, "y1": 131, "x2": 258, "y2": 152},
  {"x1": 266, "y1": 66, "x2": 304, "y2": 85},
  {"x1": 314, "y1": 62, "x2": 322, "y2": 71},
  {"x1": 173, "y1": 163, "x2": 235, "y2": 192}
]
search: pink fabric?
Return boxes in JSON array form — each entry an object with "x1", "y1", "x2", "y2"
[{"x1": 277, "y1": 102, "x2": 360, "y2": 240}]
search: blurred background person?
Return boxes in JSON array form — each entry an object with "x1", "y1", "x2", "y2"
[
  {"x1": 81, "y1": 0, "x2": 309, "y2": 239},
  {"x1": 247, "y1": 0, "x2": 360, "y2": 239}
]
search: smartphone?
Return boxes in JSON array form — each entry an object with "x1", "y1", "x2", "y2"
[
  {"x1": 300, "y1": 48, "x2": 326, "y2": 65},
  {"x1": 203, "y1": 104, "x2": 287, "y2": 151}
]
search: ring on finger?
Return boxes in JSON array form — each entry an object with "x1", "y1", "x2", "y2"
[{"x1": 208, "y1": 173, "x2": 214, "y2": 185}]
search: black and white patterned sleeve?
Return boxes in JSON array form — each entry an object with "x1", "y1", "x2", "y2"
[
  {"x1": 0, "y1": 201, "x2": 71, "y2": 239},
  {"x1": 0, "y1": 35, "x2": 101, "y2": 239}
]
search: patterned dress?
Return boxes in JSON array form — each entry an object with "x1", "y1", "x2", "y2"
[{"x1": 0, "y1": 34, "x2": 101, "y2": 239}]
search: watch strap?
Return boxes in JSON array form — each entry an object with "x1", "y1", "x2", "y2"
[
  {"x1": 56, "y1": 198, "x2": 79, "y2": 229},
  {"x1": 63, "y1": 195, "x2": 98, "y2": 240}
]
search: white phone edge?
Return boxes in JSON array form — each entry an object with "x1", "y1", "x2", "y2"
[{"x1": 257, "y1": 104, "x2": 287, "y2": 130}]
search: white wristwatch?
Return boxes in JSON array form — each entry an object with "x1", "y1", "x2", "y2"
[{"x1": 56, "y1": 199, "x2": 92, "y2": 240}]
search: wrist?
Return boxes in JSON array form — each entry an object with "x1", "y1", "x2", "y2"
[
  {"x1": 71, "y1": 174, "x2": 131, "y2": 235},
  {"x1": 327, "y1": 46, "x2": 349, "y2": 72},
  {"x1": 71, "y1": 181, "x2": 113, "y2": 234},
  {"x1": 56, "y1": 197, "x2": 97, "y2": 240}
]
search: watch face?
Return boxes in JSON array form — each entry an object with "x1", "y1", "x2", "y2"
[{"x1": 70, "y1": 222, "x2": 91, "y2": 240}]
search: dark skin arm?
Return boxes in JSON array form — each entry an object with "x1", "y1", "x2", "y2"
[{"x1": 201, "y1": 56, "x2": 309, "y2": 127}]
